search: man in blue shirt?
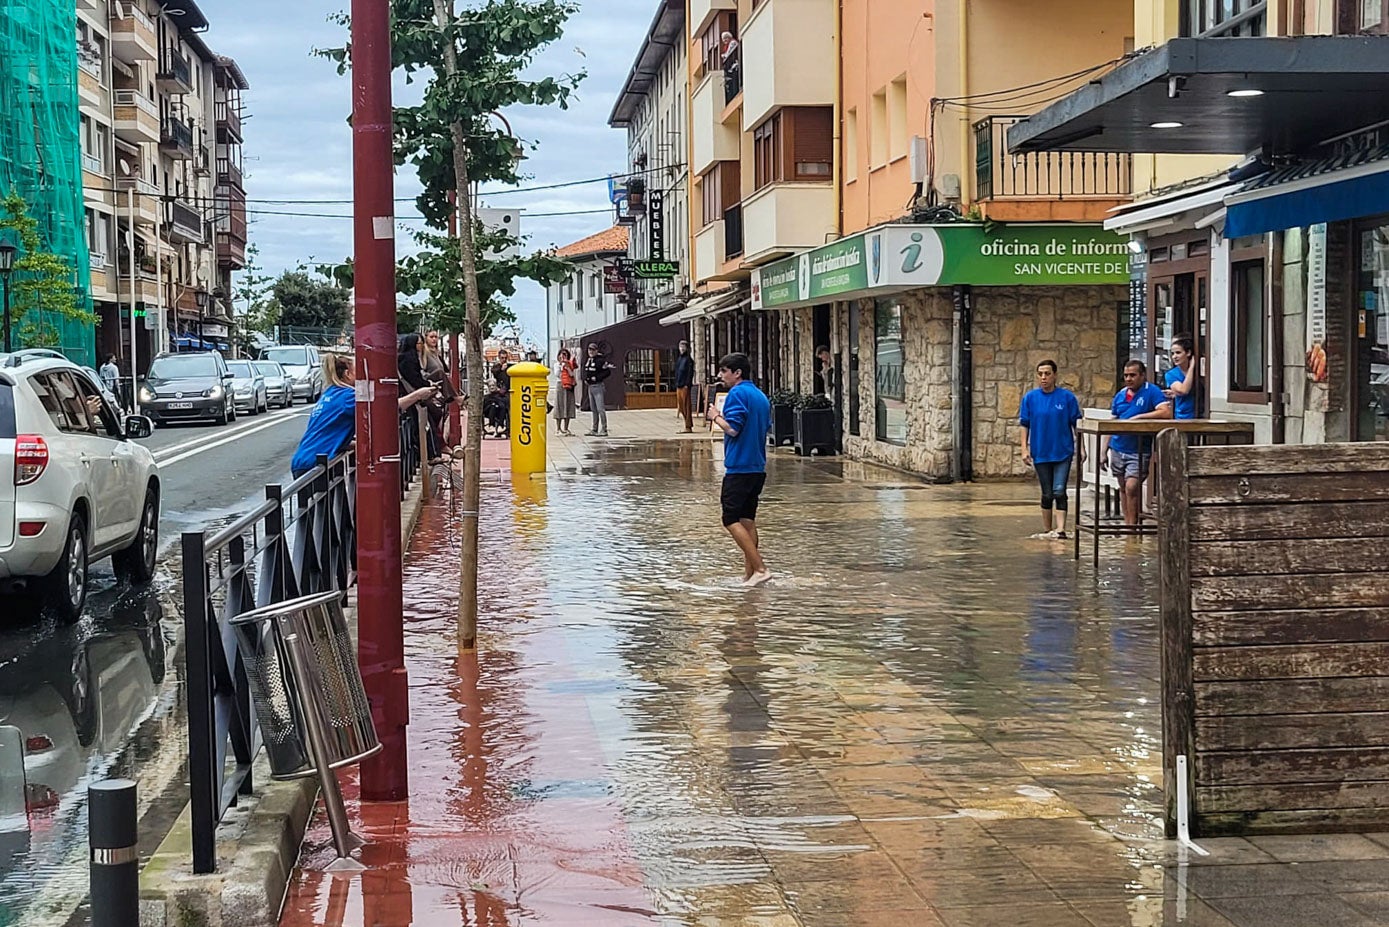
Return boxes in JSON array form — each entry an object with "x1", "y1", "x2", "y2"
[
  {"x1": 707, "y1": 352, "x2": 772, "y2": 587},
  {"x1": 1102, "y1": 359, "x2": 1172, "y2": 526},
  {"x1": 1019, "y1": 359, "x2": 1082, "y2": 539}
]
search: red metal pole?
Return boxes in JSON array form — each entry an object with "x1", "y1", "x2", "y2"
[
  {"x1": 351, "y1": 0, "x2": 408, "y2": 801},
  {"x1": 447, "y1": 191, "x2": 462, "y2": 447}
]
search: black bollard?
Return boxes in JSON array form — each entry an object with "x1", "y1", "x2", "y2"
[{"x1": 89, "y1": 779, "x2": 139, "y2": 927}]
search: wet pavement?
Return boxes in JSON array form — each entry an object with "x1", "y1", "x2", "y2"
[
  {"x1": 281, "y1": 424, "x2": 1389, "y2": 927},
  {"x1": 0, "y1": 411, "x2": 310, "y2": 927}
]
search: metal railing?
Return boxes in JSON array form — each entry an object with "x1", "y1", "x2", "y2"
[
  {"x1": 167, "y1": 199, "x2": 203, "y2": 241},
  {"x1": 724, "y1": 203, "x2": 743, "y2": 259},
  {"x1": 723, "y1": 58, "x2": 742, "y2": 106},
  {"x1": 975, "y1": 116, "x2": 1132, "y2": 200},
  {"x1": 160, "y1": 117, "x2": 193, "y2": 154},
  {"x1": 115, "y1": 88, "x2": 157, "y2": 115},
  {"x1": 215, "y1": 100, "x2": 242, "y2": 140},
  {"x1": 182, "y1": 450, "x2": 357, "y2": 874},
  {"x1": 217, "y1": 158, "x2": 243, "y2": 189},
  {"x1": 158, "y1": 52, "x2": 192, "y2": 89},
  {"x1": 82, "y1": 152, "x2": 104, "y2": 175}
]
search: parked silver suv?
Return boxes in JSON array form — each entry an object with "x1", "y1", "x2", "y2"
[{"x1": 0, "y1": 355, "x2": 159, "y2": 620}]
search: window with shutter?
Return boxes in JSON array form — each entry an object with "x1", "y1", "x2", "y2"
[{"x1": 791, "y1": 108, "x2": 834, "y2": 180}]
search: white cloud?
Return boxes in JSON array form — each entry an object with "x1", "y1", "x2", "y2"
[{"x1": 198, "y1": 0, "x2": 644, "y2": 346}]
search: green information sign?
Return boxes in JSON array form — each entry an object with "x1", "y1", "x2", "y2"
[
  {"x1": 754, "y1": 224, "x2": 1130, "y2": 310},
  {"x1": 631, "y1": 260, "x2": 680, "y2": 280}
]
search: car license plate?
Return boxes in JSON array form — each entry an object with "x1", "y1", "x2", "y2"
[{"x1": 168, "y1": 401, "x2": 194, "y2": 410}]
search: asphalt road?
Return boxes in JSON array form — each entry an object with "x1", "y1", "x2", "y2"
[{"x1": 0, "y1": 403, "x2": 314, "y2": 927}]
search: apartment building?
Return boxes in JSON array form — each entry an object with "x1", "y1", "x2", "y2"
[
  {"x1": 705, "y1": 0, "x2": 1134, "y2": 480},
  {"x1": 98, "y1": 0, "x2": 243, "y2": 372},
  {"x1": 1012, "y1": 0, "x2": 1389, "y2": 447},
  {"x1": 546, "y1": 224, "x2": 628, "y2": 372}
]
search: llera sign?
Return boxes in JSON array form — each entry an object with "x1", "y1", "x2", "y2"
[{"x1": 630, "y1": 260, "x2": 679, "y2": 280}]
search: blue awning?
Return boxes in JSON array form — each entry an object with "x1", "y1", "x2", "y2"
[{"x1": 1225, "y1": 157, "x2": 1389, "y2": 239}]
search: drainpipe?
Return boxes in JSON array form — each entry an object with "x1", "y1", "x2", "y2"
[
  {"x1": 1270, "y1": 231, "x2": 1286, "y2": 443},
  {"x1": 832, "y1": 0, "x2": 842, "y2": 240},
  {"x1": 952, "y1": 285, "x2": 974, "y2": 482},
  {"x1": 957, "y1": 1, "x2": 970, "y2": 207}
]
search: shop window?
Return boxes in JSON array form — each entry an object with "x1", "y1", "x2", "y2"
[
  {"x1": 1230, "y1": 259, "x2": 1267, "y2": 399},
  {"x1": 1181, "y1": 0, "x2": 1266, "y2": 36},
  {"x1": 874, "y1": 299, "x2": 907, "y2": 445},
  {"x1": 848, "y1": 302, "x2": 861, "y2": 436},
  {"x1": 1338, "y1": 0, "x2": 1389, "y2": 32}
]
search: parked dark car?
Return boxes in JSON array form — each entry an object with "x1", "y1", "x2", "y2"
[{"x1": 138, "y1": 352, "x2": 236, "y2": 425}]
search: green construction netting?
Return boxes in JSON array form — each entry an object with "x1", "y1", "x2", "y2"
[{"x1": 0, "y1": 0, "x2": 94, "y2": 365}]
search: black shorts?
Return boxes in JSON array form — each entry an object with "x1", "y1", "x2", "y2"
[{"x1": 721, "y1": 472, "x2": 767, "y2": 527}]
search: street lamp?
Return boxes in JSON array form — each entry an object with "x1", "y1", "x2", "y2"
[
  {"x1": 194, "y1": 287, "x2": 209, "y2": 348},
  {"x1": 0, "y1": 239, "x2": 16, "y2": 353}
]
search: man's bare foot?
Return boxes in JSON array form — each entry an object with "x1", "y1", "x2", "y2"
[{"x1": 743, "y1": 570, "x2": 771, "y2": 588}]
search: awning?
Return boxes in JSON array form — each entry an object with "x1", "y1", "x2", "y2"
[
  {"x1": 1223, "y1": 147, "x2": 1389, "y2": 239},
  {"x1": 660, "y1": 288, "x2": 746, "y2": 325},
  {"x1": 1008, "y1": 36, "x2": 1389, "y2": 157},
  {"x1": 1103, "y1": 177, "x2": 1239, "y2": 235}
]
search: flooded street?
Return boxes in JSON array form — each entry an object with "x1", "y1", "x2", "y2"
[{"x1": 281, "y1": 437, "x2": 1211, "y2": 927}]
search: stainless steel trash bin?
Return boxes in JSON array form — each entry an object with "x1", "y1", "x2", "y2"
[{"x1": 231, "y1": 590, "x2": 380, "y2": 781}]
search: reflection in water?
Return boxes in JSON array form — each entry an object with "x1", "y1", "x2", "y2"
[
  {"x1": 282, "y1": 441, "x2": 1187, "y2": 926},
  {"x1": 0, "y1": 584, "x2": 169, "y2": 927}
]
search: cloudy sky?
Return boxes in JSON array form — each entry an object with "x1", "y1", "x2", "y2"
[{"x1": 201, "y1": 0, "x2": 643, "y2": 347}]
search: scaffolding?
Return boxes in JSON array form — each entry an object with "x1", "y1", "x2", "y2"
[{"x1": 0, "y1": 0, "x2": 95, "y2": 365}]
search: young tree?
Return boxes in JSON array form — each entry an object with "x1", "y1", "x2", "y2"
[
  {"x1": 319, "y1": 0, "x2": 582, "y2": 648},
  {"x1": 0, "y1": 191, "x2": 96, "y2": 347},
  {"x1": 235, "y1": 243, "x2": 278, "y2": 334}
]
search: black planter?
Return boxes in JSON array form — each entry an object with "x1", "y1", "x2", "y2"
[
  {"x1": 771, "y1": 403, "x2": 795, "y2": 446},
  {"x1": 794, "y1": 406, "x2": 836, "y2": 456}
]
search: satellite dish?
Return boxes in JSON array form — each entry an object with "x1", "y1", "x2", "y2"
[{"x1": 118, "y1": 158, "x2": 132, "y2": 175}]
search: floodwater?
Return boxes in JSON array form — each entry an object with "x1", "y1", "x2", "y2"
[{"x1": 280, "y1": 439, "x2": 1303, "y2": 927}]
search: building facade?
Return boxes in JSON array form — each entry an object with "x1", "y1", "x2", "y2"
[
  {"x1": 1012, "y1": 0, "x2": 1389, "y2": 448},
  {"x1": 546, "y1": 225, "x2": 628, "y2": 366},
  {"x1": 79, "y1": 0, "x2": 244, "y2": 374}
]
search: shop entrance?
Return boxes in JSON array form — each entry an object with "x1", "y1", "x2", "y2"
[
  {"x1": 1353, "y1": 217, "x2": 1389, "y2": 441},
  {"x1": 1147, "y1": 233, "x2": 1211, "y2": 415}
]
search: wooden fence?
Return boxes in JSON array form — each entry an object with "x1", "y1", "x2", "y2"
[{"x1": 1158, "y1": 430, "x2": 1389, "y2": 836}]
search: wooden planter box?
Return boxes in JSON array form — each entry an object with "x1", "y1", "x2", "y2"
[
  {"x1": 771, "y1": 403, "x2": 795, "y2": 446},
  {"x1": 794, "y1": 407, "x2": 836, "y2": 456}
]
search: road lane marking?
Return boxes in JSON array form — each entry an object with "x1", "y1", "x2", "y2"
[
  {"x1": 157, "y1": 412, "x2": 309, "y2": 467},
  {"x1": 151, "y1": 407, "x2": 305, "y2": 463}
]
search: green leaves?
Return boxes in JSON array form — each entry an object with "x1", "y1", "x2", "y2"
[{"x1": 0, "y1": 190, "x2": 94, "y2": 328}]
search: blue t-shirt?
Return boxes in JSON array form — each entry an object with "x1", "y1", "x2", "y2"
[
  {"x1": 291, "y1": 385, "x2": 356, "y2": 474},
  {"x1": 1019, "y1": 387, "x2": 1081, "y2": 464},
  {"x1": 1164, "y1": 365, "x2": 1196, "y2": 420},
  {"x1": 721, "y1": 380, "x2": 771, "y2": 474},
  {"x1": 1110, "y1": 381, "x2": 1168, "y2": 454}
]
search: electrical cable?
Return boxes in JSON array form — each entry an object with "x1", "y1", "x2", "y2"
[{"x1": 234, "y1": 205, "x2": 612, "y2": 221}]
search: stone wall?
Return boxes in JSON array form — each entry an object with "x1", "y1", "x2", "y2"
[{"x1": 838, "y1": 283, "x2": 1125, "y2": 480}]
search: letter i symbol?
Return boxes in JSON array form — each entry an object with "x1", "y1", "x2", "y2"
[{"x1": 901, "y1": 233, "x2": 924, "y2": 274}]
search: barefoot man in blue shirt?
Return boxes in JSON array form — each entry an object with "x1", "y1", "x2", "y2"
[
  {"x1": 1019, "y1": 359, "x2": 1082, "y2": 539},
  {"x1": 707, "y1": 352, "x2": 772, "y2": 587}
]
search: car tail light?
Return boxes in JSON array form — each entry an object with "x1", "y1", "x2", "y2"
[
  {"x1": 18, "y1": 521, "x2": 44, "y2": 537},
  {"x1": 14, "y1": 435, "x2": 48, "y2": 485},
  {"x1": 24, "y1": 735, "x2": 52, "y2": 752},
  {"x1": 25, "y1": 784, "x2": 59, "y2": 813}
]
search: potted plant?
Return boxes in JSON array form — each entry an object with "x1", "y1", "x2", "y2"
[
  {"x1": 794, "y1": 393, "x2": 836, "y2": 456},
  {"x1": 769, "y1": 388, "x2": 797, "y2": 446}
]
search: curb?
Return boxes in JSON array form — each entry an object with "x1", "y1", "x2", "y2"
[{"x1": 139, "y1": 477, "x2": 428, "y2": 927}]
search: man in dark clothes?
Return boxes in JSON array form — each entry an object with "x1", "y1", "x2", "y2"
[{"x1": 674, "y1": 339, "x2": 696, "y2": 433}]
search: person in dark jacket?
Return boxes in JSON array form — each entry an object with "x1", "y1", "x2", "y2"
[
  {"x1": 674, "y1": 339, "x2": 696, "y2": 433},
  {"x1": 582, "y1": 342, "x2": 615, "y2": 436},
  {"x1": 397, "y1": 333, "x2": 437, "y2": 460}
]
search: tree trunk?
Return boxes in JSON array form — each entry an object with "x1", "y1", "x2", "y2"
[{"x1": 432, "y1": 0, "x2": 482, "y2": 650}]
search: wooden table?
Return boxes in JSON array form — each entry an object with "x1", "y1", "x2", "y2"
[{"x1": 1074, "y1": 419, "x2": 1255, "y2": 565}]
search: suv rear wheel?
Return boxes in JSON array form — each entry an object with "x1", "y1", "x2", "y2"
[
  {"x1": 114, "y1": 488, "x2": 159, "y2": 583},
  {"x1": 42, "y1": 514, "x2": 88, "y2": 623}
]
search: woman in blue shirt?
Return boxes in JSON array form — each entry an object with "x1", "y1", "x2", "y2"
[
  {"x1": 291, "y1": 353, "x2": 436, "y2": 478},
  {"x1": 1163, "y1": 333, "x2": 1198, "y2": 420}
]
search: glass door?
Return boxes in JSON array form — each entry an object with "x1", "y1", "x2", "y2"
[{"x1": 1356, "y1": 221, "x2": 1389, "y2": 440}]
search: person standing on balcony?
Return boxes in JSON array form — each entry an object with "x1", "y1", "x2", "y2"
[
  {"x1": 674, "y1": 339, "x2": 695, "y2": 433},
  {"x1": 1019, "y1": 359, "x2": 1082, "y2": 540}
]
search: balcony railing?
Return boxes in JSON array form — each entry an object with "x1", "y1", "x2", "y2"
[
  {"x1": 161, "y1": 117, "x2": 194, "y2": 158},
  {"x1": 724, "y1": 203, "x2": 743, "y2": 259},
  {"x1": 1182, "y1": 0, "x2": 1266, "y2": 36},
  {"x1": 975, "y1": 116, "x2": 1131, "y2": 200},
  {"x1": 217, "y1": 157, "x2": 243, "y2": 190},
  {"x1": 116, "y1": 174, "x2": 158, "y2": 196},
  {"x1": 157, "y1": 52, "x2": 192, "y2": 91},
  {"x1": 115, "y1": 88, "x2": 158, "y2": 114},
  {"x1": 82, "y1": 152, "x2": 104, "y2": 175},
  {"x1": 215, "y1": 100, "x2": 242, "y2": 141},
  {"x1": 168, "y1": 199, "x2": 204, "y2": 243},
  {"x1": 723, "y1": 54, "x2": 742, "y2": 106}
]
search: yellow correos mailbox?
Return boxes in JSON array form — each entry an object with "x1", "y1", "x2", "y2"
[{"x1": 506, "y1": 361, "x2": 549, "y2": 474}]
